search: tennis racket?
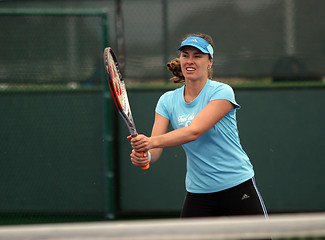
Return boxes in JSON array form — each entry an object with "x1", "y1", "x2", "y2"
[{"x1": 103, "y1": 47, "x2": 149, "y2": 170}]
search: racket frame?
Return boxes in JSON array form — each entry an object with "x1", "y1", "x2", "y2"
[
  {"x1": 104, "y1": 47, "x2": 149, "y2": 170},
  {"x1": 104, "y1": 47, "x2": 137, "y2": 137}
]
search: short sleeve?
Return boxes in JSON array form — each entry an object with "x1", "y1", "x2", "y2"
[
  {"x1": 155, "y1": 91, "x2": 173, "y2": 119},
  {"x1": 209, "y1": 83, "x2": 240, "y2": 109}
]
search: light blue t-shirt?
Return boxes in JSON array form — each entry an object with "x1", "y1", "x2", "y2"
[{"x1": 155, "y1": 80, "x2": 254, "y2": 193}]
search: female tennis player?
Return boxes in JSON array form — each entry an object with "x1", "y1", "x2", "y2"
[{"x1": 129, "y1": 33, "x2": 269, "y2": 218}]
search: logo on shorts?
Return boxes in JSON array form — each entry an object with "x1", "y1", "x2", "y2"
[{"x1": 241, "y1": 194, "x2": 250, "y2": 200}]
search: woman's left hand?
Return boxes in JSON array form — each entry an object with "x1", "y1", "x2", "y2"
[{"x1": 129, "y1": 149, "x2": 150, "y2": 168}]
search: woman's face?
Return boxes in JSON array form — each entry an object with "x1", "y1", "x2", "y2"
[{"x1": 180, "y1": 46, "x2": 212, "y2": 82}]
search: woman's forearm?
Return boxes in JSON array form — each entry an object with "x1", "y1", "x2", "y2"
[
  {"x1": 150, "y1": 125, "x2": 199, "y2": 149},
  {"x1": 149, "y1": 148, "x2": 163, "y2": 163}
]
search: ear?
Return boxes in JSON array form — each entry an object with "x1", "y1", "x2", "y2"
[{"x1": 208, "y1": 58, "x2": 213, "y2": 69}]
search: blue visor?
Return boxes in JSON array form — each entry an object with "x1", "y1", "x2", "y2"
[{"x1": 178, "y1": 36, "x2": 214, "y2": 58}]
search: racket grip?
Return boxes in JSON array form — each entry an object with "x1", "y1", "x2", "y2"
[
  {"x1": 138, "y1": 151, "x2": 150, "y2": 170},
  {"x1": 141, "y1": 161, "x2": 150, "y2": 170},
  {"x1": 131, "y1": 135, "x2": 150, "y2": 170}
]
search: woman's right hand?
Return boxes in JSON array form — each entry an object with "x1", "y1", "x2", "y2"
[{"x1": 130, "y1": 149, "x2": 150, "y2": 168}]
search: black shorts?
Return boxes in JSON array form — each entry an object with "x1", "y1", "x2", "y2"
[{"x1": 181, "y1": 178, "x2": 268, "y2": 218}]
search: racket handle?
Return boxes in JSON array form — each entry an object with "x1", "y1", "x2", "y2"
[
  {"x1": 131, "y1": 135, "x2": 150, "y2": 170},
  {"x1": 141, "y1": 162, "x2": 150, "y2": 170}
]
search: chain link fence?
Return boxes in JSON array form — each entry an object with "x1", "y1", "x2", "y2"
[
  {"x1": 122, "y1": 0, "x2": 325, "y2": 81},
  {"x1": 0, "y1": 8, "x2": 108, "y2": 86},
  {"x1": 1, "y1": 0, "x2": 324, "y2": 84}
]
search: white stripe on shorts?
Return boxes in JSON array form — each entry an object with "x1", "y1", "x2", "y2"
[{"x1": 252, "y1": 177, "x2": 269, "y2": 218}]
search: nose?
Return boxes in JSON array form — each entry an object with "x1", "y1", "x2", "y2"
[{"x1": 186, "y1": 56, "x2": 194, "y2": 64}]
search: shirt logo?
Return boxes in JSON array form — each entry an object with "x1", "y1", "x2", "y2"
[{"x1": 178, "y1": 114, "x2": 195, "y2": 127}]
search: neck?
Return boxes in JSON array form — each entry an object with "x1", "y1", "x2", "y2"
[{"x1": 184, "y1": 78, "x2": 208, "y2": 103}]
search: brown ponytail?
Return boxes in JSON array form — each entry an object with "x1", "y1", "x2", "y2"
[{"x1": 166, "y1": 58, "x2": 184, "y2": 83}]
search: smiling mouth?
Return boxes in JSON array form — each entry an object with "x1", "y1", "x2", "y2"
[{"x1": 186, "y1": 67, "x2": 195, "y2": 71}]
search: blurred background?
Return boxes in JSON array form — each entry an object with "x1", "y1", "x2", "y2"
[{"x1": 0, "y1": 0, "x2": 324, "y2": 224}]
